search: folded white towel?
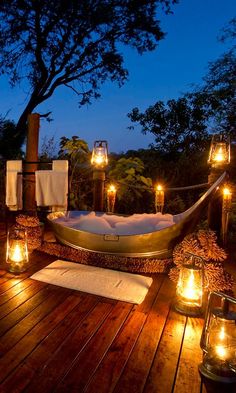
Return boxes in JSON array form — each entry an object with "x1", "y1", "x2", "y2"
[
  {"x1": 6, "y1": 160, "x2": 23, "y2": 210},
  {"x1": 35, "y1": 170, "x2": 68, "y2": 207},
  {"x1": 52, "y1": 160, "x2": 68, "y2": 172}
]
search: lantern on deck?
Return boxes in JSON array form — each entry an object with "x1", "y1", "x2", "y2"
[
  {"x1": 107, "y1": 184, "x2": 117, "y2": 213},
  {"x1": 155, "y1": 184, "x2": 164, "y2": 213},
  {"x1": 91, "y1": 140, "x2": 108, "y2": 168},
  {"x1": 208, "y1": 134, "x2": 230, "y2": 168},
  {"x1": 175, "y1": 253, "x2": 205, "y2": 316},
  {"x1": 6, "y1": 226, "x2": 29, "y2": 273},
  {"x1": 199, "y1": 292, "x2": 236, "y2": 383}
]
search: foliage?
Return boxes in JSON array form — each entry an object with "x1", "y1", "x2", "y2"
[
  {"x1": 39, "y1": 135, "x2": 58, "y2": 161},
  {"x1": 169, "y1": 230, "x2": 234, "y2": 293},
  {"x1": 128, "y1": 96, "x2": 210, "y2": 156},
  {"x1": 0, "y1": 116, "x2": 24, "y2": 159},
  {"x1": 0, "y1": 0, "x2": 178, "y2": 137},
  {"x1": 189, "y1": 17, "x2": 236, "y2": 138},
  {"x1": 108, "y1": 156, "x2": 153, "y2": 214},
  {"x1": 58, "y1": 136, "x2": 92, "y2": 209}
]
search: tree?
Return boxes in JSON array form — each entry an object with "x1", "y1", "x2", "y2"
[
  {"x1": 196, "y1": 17, "x2": 236, "y2": 138},
  {"x1": 0, "y1": 0, "x2": 178, "y2": 140},
  {"x1": 58, "y1": 135, "x2": 91, "y2": 209},
  {"x1": 0, "y1": 116, "x2": 24, "y2": 158},
  {"x1": 128, "y1": 96, "x2": 210, "y2": 156},
  {"x1": 108, "y1": 156, "x2": 153, "y2": 213}
]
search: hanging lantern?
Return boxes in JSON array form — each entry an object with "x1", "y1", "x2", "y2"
[
  {"x1": 208, "y1": 134, "x2": 230, "y2": 167},
  {"x1": 199, "y1": 292, "x2": 236, "y2": 383},
  {"x1": 107, "y1": 184, "x2": 117, "y2": 213},
  {"x1": 155, "y1": 184, "x2": 164, "y2": 213},
  {"x1": 6, "y1": 226, "x2": 29, "y2": 273},
  {"x1": 175, "y1": 253, "x2": 205, "y2": 316},
  {"x1": 91, "y1": 140, "x2": 108, "y2": 168}
]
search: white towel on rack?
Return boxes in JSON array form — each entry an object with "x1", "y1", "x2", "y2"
[
  {"x1": 35, "y1": 170, "x2": 68, "y2": 208},
  {"x1": 6, "y1": 160, "x2": 23, "y2": 210},
  {"x1": 52, "y1": 160, "x2": 68, "y2": 172}
]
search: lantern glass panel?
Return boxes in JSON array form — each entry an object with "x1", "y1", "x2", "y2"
[
  {"x1": 91, "y1": 141, "x2": 108, "y2": 168},
  {"x1": 208, "y1": 134, "x2": 230, "y2": 166},
  {"x1": 6, "y1": 226, "x2": 29, "y2": 273},
  {"x1": 199, "y1": 292, "x2": 236, "y2": 383},
  {"x1": 176, "y1": 265, "x2": 203, "y2": 308}
]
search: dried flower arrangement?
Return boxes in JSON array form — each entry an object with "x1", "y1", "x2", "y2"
[
  {"x1": 169, "y1": 230, "x2": 234, "y2": 293},
  {"x1": 15, "y1": 214, "x2": 43, "y2": 252}
]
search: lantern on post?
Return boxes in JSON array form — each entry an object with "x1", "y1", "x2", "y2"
[
  {"x1": 208, "y1": 134, "x2": 230, "y2": 169},
  {"x1": 175, "y1": 253, "x2": 205, "y2": 317},
  {"x1": 155, "y1": 184, "x2": 164, "y2": 213},
  {"x1": 6, "y1": 226, "x2": 29, "y2": 273},
  {"x1": 91, "y1": 140, "x2": 108, "y2": 212},
  {"x1": 199, "y1": 292, "x2": 236, "y2": 384},
  {"x1": 106, "y1": 184, "x2": 117, "y2": 213}
]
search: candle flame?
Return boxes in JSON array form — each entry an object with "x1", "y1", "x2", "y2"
[
  {"x1": 156, "y1": 184, "x2": 163, "y2": 191},
  {"x1": 215, "y1": 326, "x2": 229, "y2": 360},
  {"x1": 214, "y1": 147, "x2": 224, "y2": 162},
  {"x1": 11, "y1": 244, "x2": 24, "y2": 263},
  {"x1": 108, "y1": 184, "x2": 116, "y2": 193},
  {"x1": 178, "y1": 270, "x2": 201, "y2": 302}
]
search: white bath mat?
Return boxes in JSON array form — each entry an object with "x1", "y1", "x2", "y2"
[{"x1": 30, "y1": 260, "x2": 153, "y2": 304}]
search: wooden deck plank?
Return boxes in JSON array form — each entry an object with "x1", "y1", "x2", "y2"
[
  {"x1": 143, "y1": 308, "x2": 186, "y2": 393},
  {"x1": 113, "y1": 277, "x2": 176, "y2": 393},
  {"x1": 54, "y1": 301, "x2": 134, "y2": 393},
  {"x1": 0, "y1": 281, "x2": 48, "y2": 334},
  {"x1": 0, "y1": 285, "x2": 72, "y2": 355},
  {"x1": 0, "y1": 291, "x2": 81, "y2": 382},
  {"x1": 173, "y1": 317, "x2": 204, "y2": 393},
  {"x1": 24, "y1": 301, "x2": 115, "y2": 393},
  {"x1": 0, "y1": 294, "x2": 97, "y2": 393},
  {"x1": 82, "y1": 309, "x2": 147, "y2": 393}
]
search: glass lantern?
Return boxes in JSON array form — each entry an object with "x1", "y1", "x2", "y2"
[
  {"x1": 91, "y1": 140, "x2": 108, "y2": 168},
  {"x1": 106, "y1": 184, "x2": 117, "y2": 213},
  {"x1": 175, "y1": 254, "x2": 205, "y2": 316},
  {"x1": 6, "y1": 226, "x2": 29, "y2": 273},
  {"x1": 208, "y1": 134, "x2": 230, "y2": 167},
  {"x1": 199, "y1": 292, "x2": 236, "y2": 383}
]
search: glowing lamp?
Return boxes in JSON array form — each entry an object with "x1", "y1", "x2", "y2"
[
  {"x1": 107, "y1": 184, "x2": 117, "y2": 213},
  {"x1": 6, "y1": 227, "x2": 29, "y2": 273},
  {"x1": 208, "y1": 134, "x2": 230, "y2": 167},
  {"x1": 91, "y1": 140, "x2": 108, "y2": 168},
  {"x1": 175, "y1": 254, "x2": 204, "y2": 316},
  {"x1": 155, "y1": 184, "x2": 164, "y2": 213},
  {"x1": 199, "y1": 292, "x2": 236, "y2": 383},
  {"x1": 223, "y1": 187, "x2": 232, "y2": 212}
]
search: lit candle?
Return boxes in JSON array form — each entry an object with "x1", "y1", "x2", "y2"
[
  {"x1": 215, "y1": 326, "x2": 228, "y2": 360},
  {"x1": 6, "y1": 227, "x2": 29, "y2": 274},
  {"x1": 214, "y1": 146, "x2": 224, "y2": 162},
  {"x1": 10, "y1": 244, "x2": 24, "y2": 263},
  {"x1": 177, "y1": 269, "x2": 202, "y2": 304},
  {"x1": 107, "y1": 184, "x2": 117, "y2": 213},
  {"x1": 222, "y1": 187, "x2": 232, "y2": 213},
  {"x1": 155, "y1": 184, "x2": 164, "y2": 213}
]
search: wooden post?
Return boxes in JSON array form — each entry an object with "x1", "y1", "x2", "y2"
[
  {"x1": 23, "y1": 113, "x2": 40, "y2": 213},
  {"x1": 93, "y1": 170, "x2": 105, "y2": 212}
]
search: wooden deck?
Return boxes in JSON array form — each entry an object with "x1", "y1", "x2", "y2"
[{"x1": 0, "y1": 226, "x2": 235, "y2": 393}]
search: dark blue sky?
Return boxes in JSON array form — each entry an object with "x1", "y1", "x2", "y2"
[{"x1": 0, "y1": 0, "x2": 235, "y2": 153}]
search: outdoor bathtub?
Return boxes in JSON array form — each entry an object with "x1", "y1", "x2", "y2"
[{"x1": 47, "y1": 173, "x2": 226, "y2": 258}]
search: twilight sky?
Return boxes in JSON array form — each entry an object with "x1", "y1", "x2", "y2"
[{"x1": 0, "y1": 0, "x2": 235, "y2": 154}]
